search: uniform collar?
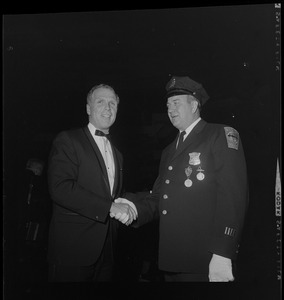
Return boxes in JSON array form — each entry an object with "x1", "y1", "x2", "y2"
[{"x1": 181, "y1": 117, "x2": 201, "y2": 140}]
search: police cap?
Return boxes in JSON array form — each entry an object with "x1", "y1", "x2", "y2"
[{"x1": 165, "y1": 76, "x2": 209, "y2": 106}]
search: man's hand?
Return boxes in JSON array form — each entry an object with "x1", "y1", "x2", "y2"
[
  {"x1": 114, "y1": 198, "x2": 138, "y2": 225},
  {"x1": 109, "y1": 201, "x2": 137, "y2": 225},
  {"x1": 209, "y1": 254, "x2": 234, "y2": 282}
]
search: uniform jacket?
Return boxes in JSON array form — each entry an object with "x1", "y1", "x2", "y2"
[
  {"x1": 47, "y1": 126, "x2": 123, "y2": 266},
  {"x1": 133, "y1": 119, "x2": 249, "y2": 273}
]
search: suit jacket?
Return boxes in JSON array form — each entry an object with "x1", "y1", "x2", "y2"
[
  {"x1": 47, "y1": 126, "x2": 123, "y2": 266},
  {"x1": 133, "y1": 119, "x2": 249, "y2": 273}
]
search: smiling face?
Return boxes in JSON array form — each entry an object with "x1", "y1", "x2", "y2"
[
  {"x1": 167, "y1": 94, "x2": 199, "y2": 131},
  {"x1": 86, "y1": 86, "x2": 118, "y2": 133}
]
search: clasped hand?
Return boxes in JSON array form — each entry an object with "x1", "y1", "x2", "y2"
[{"x1": 109, "y1": 198, "x2": 137, "y2": 225}]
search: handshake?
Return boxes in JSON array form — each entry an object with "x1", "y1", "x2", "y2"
[{"x1": 109, "y1": 198, "x2": 138, "y2": 226}]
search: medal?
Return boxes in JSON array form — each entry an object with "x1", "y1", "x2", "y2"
[
  {"x1": 184, "y1": 179, "x2": 192, "y2": 187},
  {"x1": 184, "y1": 166, "x2": 193, "y2": 187},
  {"x1": 185, "y1": 166, "x2": 192, "y2": 177},
  {"x1": 197, "y1": 172, "x2": 205, "y2": 180},
  {"x1": 196, "y1": 166, "x2": 205, "y2": 181}
]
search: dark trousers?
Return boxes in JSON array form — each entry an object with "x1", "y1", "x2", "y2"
[
  {"x1": 164, "y1": 271, "x2": 209, "y2": 282},
  {"x1": 48, "y1": 225, "x2": 114, "y2": 282}
]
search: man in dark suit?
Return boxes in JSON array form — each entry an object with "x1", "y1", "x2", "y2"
[
  {"x1": 115, "y1": 76, "x2": 249, "y2": 282},
  {"x1": 47, "y1": 83, "x2": 137, "y2": 282}
]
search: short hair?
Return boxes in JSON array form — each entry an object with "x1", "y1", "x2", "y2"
[{"x1": 87, "y1": 84, "x2": 120, "y2": 104}]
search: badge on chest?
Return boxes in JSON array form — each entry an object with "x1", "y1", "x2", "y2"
[{"x1": 184, "y1": 152, "x2": 205, "y2": 187}]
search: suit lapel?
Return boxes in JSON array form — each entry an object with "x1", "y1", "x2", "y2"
[
  {"x1": 110, "y1": 144, "x2": 123, "y2": 199},
  {"x1": 166, "y1": 134, "x2": 179, "y2": 163}
]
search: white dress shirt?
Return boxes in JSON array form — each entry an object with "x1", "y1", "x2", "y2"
[
  {"x1": 178, "y1": 117, "x2": 202, "y2": 144},
  {"x1": 88, "y1": 123, "x2": 115, "y2": 194}
]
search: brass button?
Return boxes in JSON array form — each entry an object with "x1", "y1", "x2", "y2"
[
  {"x1": 163, "y1": 194, "x2": 168, "y2": 199},
  {"x1": 162, "y1": 210, "x2": 167, "y2": 215},
  {"x1": 168, "y1": 166, "x2": 173, "y2": 170},
  {"x1": 165, "y1": 179, "x2": 170, "y2": 184}
]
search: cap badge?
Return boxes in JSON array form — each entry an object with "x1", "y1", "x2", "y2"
[{"x1": 169, "y1": 78, "x2": 176, "y2": 89}]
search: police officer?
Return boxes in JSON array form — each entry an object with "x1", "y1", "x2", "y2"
[{"x1": 113, "y1": 76, "x2": 249, "y2": 282}]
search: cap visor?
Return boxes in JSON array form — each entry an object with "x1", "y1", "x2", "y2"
[{"x1": 166, "y1": 89, "x2": 194, "y2": 98}]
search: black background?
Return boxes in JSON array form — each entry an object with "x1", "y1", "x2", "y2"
[{"x1": 3, "y1": 4, "x2": 281, "y2": 299}]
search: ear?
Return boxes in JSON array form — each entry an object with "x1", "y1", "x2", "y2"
[
  {"x1": 86, "y1": 103, "x2": 91, "y2": 116},
  {"x1": 191, "y1": 100, "x2": 199, "y2": 114}
]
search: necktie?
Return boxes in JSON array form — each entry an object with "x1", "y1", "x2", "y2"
[
  {"x1": 95, "y1": 129, "x2": 110, "y2": 139},
  {"x1": 176, "y1": 131, "x2": 186, "y2": 150}
]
